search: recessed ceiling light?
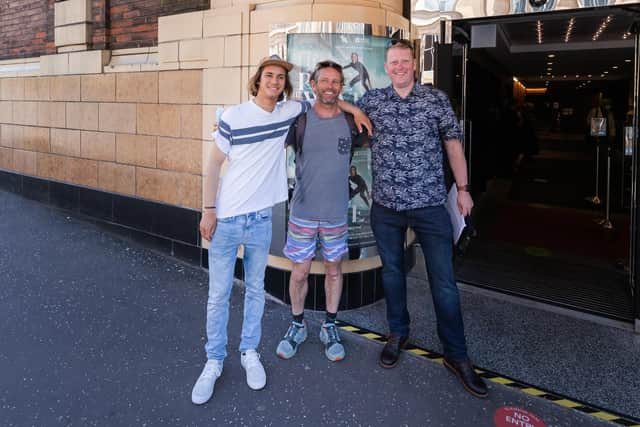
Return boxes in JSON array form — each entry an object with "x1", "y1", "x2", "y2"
[
  {"x1": 548, "y1": 54, "x2": 556, "y2": 58},
  {"x1": 612, "y1": 65, "x2": 618, "y2": 69},
  {"x1": 625, "y1": 59, "x2": 632, "y2": 63},
  {"x1": 603, "y1": 71, "x2": 608, "y2": 74},
  {"x1": 547, "y1": 67, "x2": 552, "y2": 71},
  {"x1": 588, "y1": 74, "x2": 592, "y2": 77},
  {"x1": 576, "y1": 74, "x2": 580, "y2": 78}
]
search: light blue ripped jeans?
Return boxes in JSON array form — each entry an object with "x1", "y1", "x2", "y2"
[{"x1": 204, "y1": 207, "x2": 272, "y2": 361}]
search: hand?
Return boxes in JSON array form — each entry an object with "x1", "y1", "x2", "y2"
[
  {"x1": 457, "y1": 191, "x2": 474, "y2": 217},
  {"x1": 200, "y1": 210, "x2": 217, "y2": 241},
  {"x1": 353, "y1": 109, "x2": 373, "y2": 136}
]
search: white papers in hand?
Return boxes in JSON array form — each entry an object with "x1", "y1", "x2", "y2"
[{"x1": 446, "y1": 185, "x2": 466, "y2": 244}]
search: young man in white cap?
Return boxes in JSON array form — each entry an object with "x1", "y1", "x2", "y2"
[{"x1": 192, "y1": 55, "x2": 370, "y2": 405}]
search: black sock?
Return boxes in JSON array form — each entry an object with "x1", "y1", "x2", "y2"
[
  {"x1": 325, "y1": 311, "x2": 337, "y2": 325},
  {"x1": 292, "y1": 312, "x2": 304, "y2": 324}
]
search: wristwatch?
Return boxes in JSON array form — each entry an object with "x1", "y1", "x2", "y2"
[{"x1": 457, "y1": 184, "x2": 471, "y2": 192}]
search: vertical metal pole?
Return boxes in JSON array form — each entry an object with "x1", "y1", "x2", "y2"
[
  {"x1": 630, "y1": 26, "x2": 640, "y2": 307},
  {"x1": 461, "y1": 43, "x2": 468, "y2": 152},
  {"x1": 586, "y1": 145, "x2": 602, "y2": 205},
  {"x1": 602, "y1": 146, "x2": 613, "y2": 229},
  {"x1": 595, "y1": 144, "x2": 601, "y2": 203}
]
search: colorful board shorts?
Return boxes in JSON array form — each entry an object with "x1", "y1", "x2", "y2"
[{"x1": 283, "y1": 215, "x2": 348, "y2": 263}]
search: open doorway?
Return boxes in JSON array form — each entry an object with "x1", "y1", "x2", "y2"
[{"x1": 448, "y1": 6, "x2": 639, "y2": 321}]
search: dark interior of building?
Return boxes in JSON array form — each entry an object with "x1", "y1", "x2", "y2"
[{"x1": 447, "y1": 6, "x2": 639, "y2": 321}]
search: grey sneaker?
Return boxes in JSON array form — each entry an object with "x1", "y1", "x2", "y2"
[
  {"x1": 319, "y1": 322, "x2": 345, "y2": 362},
  {"x1": 191, "y1": 359, "x2": 223, "y2": 405},
  {"x1": 276, "y1": 321, "x2": 307, "y2": 359}
]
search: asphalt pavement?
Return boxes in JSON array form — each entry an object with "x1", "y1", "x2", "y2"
[{"x1": 0, "y1": 189, "x2": 627, "y2": 426}]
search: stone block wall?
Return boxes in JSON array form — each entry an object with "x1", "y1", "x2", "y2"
[
  {"x1": 0, "y1": 70, "x2": 203, "y2": 209},
  {"x1": 0, "y1": 0, "x2": 408, "y2": 214}
]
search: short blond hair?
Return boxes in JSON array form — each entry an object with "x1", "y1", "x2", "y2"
[{"x1": 248, "y1": 65, "x2": 293, "y2": 101}]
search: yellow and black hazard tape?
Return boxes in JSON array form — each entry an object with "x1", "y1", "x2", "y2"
[{"x1": 335, "y1": 319, "x2": 640, "y2": 427}]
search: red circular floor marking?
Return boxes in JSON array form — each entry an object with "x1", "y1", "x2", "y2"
[{"x1": 494, "y1": 407, "x2": 547, "y2": 427}]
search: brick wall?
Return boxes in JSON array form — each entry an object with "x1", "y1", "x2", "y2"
[
  {"x1": 0, "y1": 0, "x2": 56, "y2": 61},
  {"x1": 92, "y1": 0, "x2": 211, "y2": 50}
]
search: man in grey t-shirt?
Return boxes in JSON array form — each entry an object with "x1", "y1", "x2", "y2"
[{"x1": 276, "y1": 61, "x2": 366, "y2": 362}]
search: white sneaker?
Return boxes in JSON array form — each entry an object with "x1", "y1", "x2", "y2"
[
  {"x1": 191, "y1": 359, "x2": 223, "y2": 405},
  {"x1": 240, "y1": 349, "x2": 266, "y2": 390}
]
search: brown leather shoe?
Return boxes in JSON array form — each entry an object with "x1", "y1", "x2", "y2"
[
  {"x1": 443, "y1": 358, "x2": 488, "y2": 398},
  {"x1": 379, "y1": 334, "x2": 409, "y2": 369}
]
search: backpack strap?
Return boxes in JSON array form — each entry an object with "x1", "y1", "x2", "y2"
[
  {"x1": 295, "y1": 112, "x2": 307, "y2": 154},
  {"x1": 286, "y1": 111, "x2": 368, "y2": 157}
]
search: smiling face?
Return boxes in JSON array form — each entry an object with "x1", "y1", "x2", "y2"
[
  {"x1": 310, "y1": 66, "x2": 343, "y2": 106},
  {"x1": 256, "y1": 65, "x2": 287, "y2": 101},
  {"x1": 384, "y1": 46, "x2": 416, "y2": 91}
]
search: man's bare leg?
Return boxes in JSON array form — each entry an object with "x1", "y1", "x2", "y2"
[
  {"x1": 320, "y1": 260, "x2": 345, "y2": 361},
  {"x1": 276, "y1": 260, "x2": 312, "y2": 359}
]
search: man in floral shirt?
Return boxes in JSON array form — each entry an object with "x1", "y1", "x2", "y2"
[{"x1": 357, "y1": 39, "x2": 487, "y2": 398}]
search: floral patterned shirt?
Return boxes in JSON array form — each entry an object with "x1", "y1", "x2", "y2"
[{"x1": 357, "y1": 84, "x2": 462, "y2": 211}]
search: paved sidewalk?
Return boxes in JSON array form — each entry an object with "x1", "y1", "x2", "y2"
[{"x1": 0, "y1": 189, "x2": 623, "y2": 426}]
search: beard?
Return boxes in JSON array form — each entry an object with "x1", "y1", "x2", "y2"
[{"x1": 318, "y1": 91, "x2": 339, "y2": 105}]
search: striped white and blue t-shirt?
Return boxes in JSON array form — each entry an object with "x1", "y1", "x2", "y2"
[{"x1": 214, "y1": 99, "x2": 309, "y2": 218}]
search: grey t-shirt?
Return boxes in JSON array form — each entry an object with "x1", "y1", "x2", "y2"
[{"x1": 289, "y1": 108, "x2": 352, "y2": 222}]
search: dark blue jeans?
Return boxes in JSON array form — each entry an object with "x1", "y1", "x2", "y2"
[{"x1": 370, "y1": 202, "x2": 468, "y2": 362}]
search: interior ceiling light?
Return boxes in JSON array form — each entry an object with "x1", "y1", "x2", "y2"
[
  {"x1": 603, "y1": 71, "x2": 608, "y2": 74},
  {"x1": 623, "y1": 31, "x2": 631, "y2": 40},
  {"x1": 564, "y1": 17, "x2": 576, "y2": 43},
  {"x1": 625, "y1": 59, "x2": 632, "y2": 63},
  {"x1": 547, "y1": 67, "x2": 552, "y2": 70},
  {"x1": 548, "y1": 53, "x2": 556, "y2": 58},
  {"x1": 536, "y1": 20, "x2": 543, "y2": 44},
  {"x1": 547, "y1": 62, "x2": 553, "y2": 65},
  {"x1": 592, "y1": 15, "x2": 612, "y2": 41},
  {"x1": 612, "y1": 65, "x2": 619, "y2": 69}
]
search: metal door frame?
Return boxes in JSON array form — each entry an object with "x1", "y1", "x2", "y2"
[{"x1": 436, "y1": 10, "x2": 640, "y2": 327}]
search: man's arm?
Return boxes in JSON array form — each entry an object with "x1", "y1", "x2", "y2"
[
  {"x1": 337, "y1": 99, "x2": 373, "y2": 136},
  {"x1": 200, "y1": 144, "x2": 227, "y2": 241},
  {"x1": 444, "y1": 138, "x2": 473, "y2": 216}
]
